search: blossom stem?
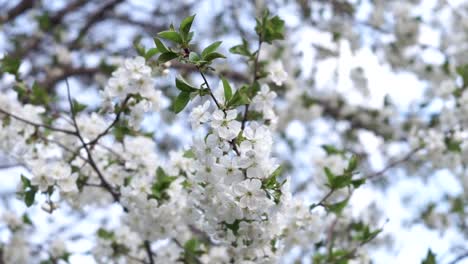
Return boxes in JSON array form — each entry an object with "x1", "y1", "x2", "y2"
[{"x1": 197, "y1": 67, "x2": 221, "y2": 109}]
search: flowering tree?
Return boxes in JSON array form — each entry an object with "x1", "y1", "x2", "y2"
[{"x1": 0, "y1": 0, "x2": 468, "y2": 263}]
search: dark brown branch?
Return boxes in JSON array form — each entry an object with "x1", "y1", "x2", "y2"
[
  {"x1": 49, "y1": 0, "x2": 88, "y2": 24},
  {"x1": 144, "y1": 240, "x2": 155, "y2": 264},
  {"x1": 41, "y1": 66, "x2": 100, "y2": 89},
  {"x1": 69, "y1": 0, "x2": 124, "y2": 49},
  {"x1": 0, "y1": 0, "x2": 34, "y2": 24}
]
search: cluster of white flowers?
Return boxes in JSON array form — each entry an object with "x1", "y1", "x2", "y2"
[
  {"x1": 29, "y1": 160, "x2": 76, "y2": 193},
  {"x1": 183, "y1": 83, "x2": 322, "y2": 263},
  {"x1": 103, "y1": 56, "x2": 163, "y2": 127}
]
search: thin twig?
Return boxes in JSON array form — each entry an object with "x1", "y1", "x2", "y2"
[
  {"x1": 144, "y1": 240, "x2": 155, "y2": 264},
  {"x1": 197, "y1": 67, "x2": 221, "y2": 109},
  {"x1": 85, "y1": 95, "x2": 131, "y2": 147},
  {"x1": 0, "y1": 108, "x2": 77, "y2": 135},
  {"x1": 363, "y1": 147, "x2": 422, "y2": 180},
  {"x1": 65, "y1": 80, "x2": 122, "y2": 206}
]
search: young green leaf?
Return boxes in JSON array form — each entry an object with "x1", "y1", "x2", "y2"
[
  {"x1": 222, "y1": 78, "x2": 233, "y2": 101},
  {"x1": 31, "y1": 82, "x2": 51, "y2": 106},
  {"x1": 203, "y1": 52, "x2": 226, "y2": 62},
  {"x1": 134, "y1": 42, "x2": 146, "y2": 57},
  {"x1": 421, "y1": 249, "x2": 436, "y2": 264},
  {"x1": 321, "y1": 144, "x2": 343, "y2": 155},
  {"x1": 201, "y1": 41, "x2": 222, "y2": 58},
  {"x1": 172, "y1": 91, "x2": 191, "y2": 113},
  {"x1": 229, "y1": 39, "x2": 251, "y2": 57},
  {"x1": 183, "y1": 149, "x2": 195, "y2": 158},
  {"x1": 145, "y1": 48, "x2": 159, "y2": 60},
  {"x1": 97, "y1": 228, "x2": 115, "y2": 240},
  {"x1": 158, "y1": 52, "x2": 178, "y2": 63},
  {"x1": 226, "y1": 85, "x2": 250, "y2": 108},
  {"x1": 0, "y1": 55, "x2": 21, "y2": 76},
  {"x1": 179, "y1": 15, "x2": 195, "y2": 36},
  {"x1": 72, "y1": 99, "x2": 87, "y2": 115},
  {"x1": 24, "y1": 186, "x2": 38, "y2": 207},
  {"x1": 345, "y1": 155, "x2": 358, "y2": 173},
  {"x1": 351, "y1": 178, "x2": 366, "y2": 188},
  {"x1": 188, "y1": 52, "x2": 201, "y2": 62},
  {"x1": 154, "y1": 38, "x2": 169, "y2": 53},
  {"x1": 158, "y1": 30, "x2": 183, "y2": 44},
  {"x1": 22, "y1": 213, "x2": 33, "y2": 226},
  {"x1": 326, "y1": 197, "x2": 349, "y2": 215},
  {"x1": 255, "y1": 10, "x2": 285, "y2": 44},
  {"x1": 176, "y1": 77, "x2": 198, "y2": 92},
  {"x1": 151, "y1": 167, "x2": 177, "y2": 200}
]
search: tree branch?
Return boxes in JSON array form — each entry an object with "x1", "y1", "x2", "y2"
[{"x1": 0, "y1": 0, "x2": 34, "y2": 24}]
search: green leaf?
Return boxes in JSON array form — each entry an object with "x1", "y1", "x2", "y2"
[
  {"x1": 351, "y1": 178, "x2": 366, "y2": 188},
  {"x1": 256, "y1": 11, "x2": 285, "y2": 44},
  {"x1": 176, "y1": 77, "x2": 198, "y2": 92},
  {"x1": 445, "y1": 137, "x2": 462, "y2": 152},
  {"x1": 22, "y1": 213, "x2": 33, "y2": 226},
  {"x1": 113, "y1": 120, "x2": 134, "y2": 142},
  {"x1": 172, "y1": 92, "x2": 191, "y2": 113},
  {"x1": 229, "y1": 39, "x2": 251, "y2": 57},
  {"x1": 324, "y1": 167, "x2": 335, "y2": 186},
  {"x1": 345, "y1": 155, "x2": 358, "y2": 173},
  {"x1": 451, "y1": 197, "x2": 464, "y2": 214},
  {"x1": 97, "y1": 228, "x2": 115, "y2": 240},
  {"x1": 179, "y1": 15, "x2": 196, "y2": 36},
  {"x1": 36, "y1": 12, "x2": 51, "y2": 31},
  {"x1": 158, "y1": 30, "x2": 183, "y2": 44},
  {"x1": 202, "y1": 41, "x2": 222, "y2": 58},
  {"x1": 31, "y1": 82, "x2": 51, "y2": 106},
  {"x1": 226, "y1": 85, "x2": 250, "y2": 108},
  {"x1": 270, "y1": 165, "x2": 283, "y2": 179},
  {"x1": 21, "y1": 174, "x2": 37, "y2": 207},
  {"x1": 262, "y1": 165, "x2": 284, "y2": 204},
  {"x1": 134, "y1": 41, "x2": 146, "y2": 57},
  {"x1": 153, "y1": 38, "x2": 169, "y2": 53},
  {"x1": 324, "y1": 167, "x2": 354, "y2": 190},
  {"x1": 24, "y1": 188, "x2": 37, "y2": 207},
  {"x1": 321, "y1": 145, "x2": 343, "y2": 155},
  {"x1": 222, "y1": 78, "x2": 233, "y2": 101},
  {"x1": 158, "y1": 52, "x2": 178, "y2": 63},
  {"x1": 183, "y1": 238, "x2": 204, "y2": 264},
  {"x1": 183, "y1": 149, "x2": 195, "y2": 158},
  {"x1": 421, "y1": 249, "x2": 436, "y2": 264},
  {"x1": 0, "y1": 55, "x2": 21, "y2": 76},
  {"x1": 188, "y1": 52, "x2": 201, "y2": 62},
  {"x1": 21, "y1": 174, "x2": 31, "y2": 188},
  {"x1": 203, "y1": 52, "x2": 226, "y2": 62},
  {"x1": 456, "y1": 64, "x2": 468, "y2": 87},
  {"x1": 71, "y1": 99, "x2": 86, "y2": 115},
  {"x1": 145, "y1": 48, "x2": 159, "y2": 60},
  {"x1": 150, "y1": 167, "x2": 177, "y2": 201},
  {"x1": 326, "y1": 198, "x2": 349, "y2": 214}
]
